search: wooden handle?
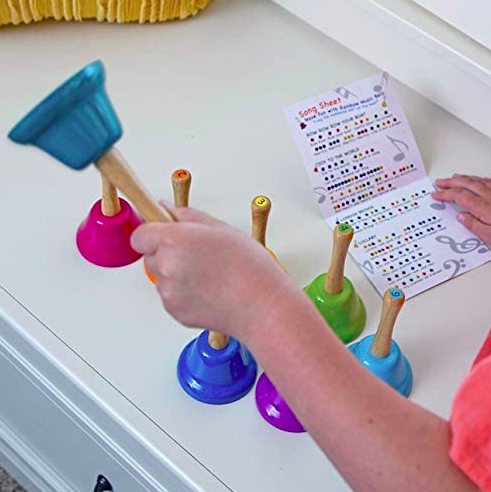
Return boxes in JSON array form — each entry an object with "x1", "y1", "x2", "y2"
[
  {"x1": 251, "y1": 195, "x2": 271, "y2": 247},
  {"x1": 172, "y1": 169, "x2": 227, "y2": 348},
  {"x1": 370, "y1": 288, "x2": 405, "y2": 358},
  {"x1": 101, "y1": 174, "x2": 121, "y2": 216},
  {"x1": 95, "y1": 148, "x2": 174, "y2": 223},
  {"x1": 324, "y1": 224, "x2": 354, "y2": 294},
  {"x1": 172, "y1": 169, "x2": 192, "y2": 207},
  {"x1": 97, "y1": 152, "x2": 227, "y2": 348},
  {"x1": 208, "y1": 331, "x2": 229, "y2": 350}
]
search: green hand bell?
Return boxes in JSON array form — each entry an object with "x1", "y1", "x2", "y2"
[{"x1": 304, "y1": 223, "x2": 366, "y2": 344}]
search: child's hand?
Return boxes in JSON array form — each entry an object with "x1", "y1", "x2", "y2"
[
  {"x1": 432, "y1": 174, "x2": 491, "y2": 246},
  {"x1": 130, "y1": 205, "x2": 293, "y2": 340}
]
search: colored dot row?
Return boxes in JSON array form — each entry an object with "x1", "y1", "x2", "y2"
[
  {"x1": 353, "y1": 149, "x2": 375, "y2": 159},
  {"x1": 330, "y1": 182, "x2": 375, "y2": 200},
  {"x1": 369, "y1": 118, "x2": 397, "y2": 130},
  {"x1": 355, "y1": 212, "x2": 395, "y2": 227},
  {"x1": 325, "y1": 177, "x2": 357, "y2": 186},
  {"x1": 369, "y1": 244, "x2": 394, "y2": 255},
  {"x1": 386, "y1": 261, "x2": 430, "y2": 274},
  {"x1": 358, "y1": 208, "x2": 390, "y2": 218},
  {"x1": 417, "y1": 217, "x2": 437, "y2": 226},
  {"x1": 340, "y1": 164, "x2": 366, "y2": 175},
  {"x1": 335, "y1": 199, "x2": 357, "y2": 208},
  {"x1": 389, "y1": 192, "x2": 420, "y2": 206},
  {"x1": 353, "y1": 117, "x2": 370, "y2": 126},
  {"x1": 314, "y1": 160, "x2": 348, "y2": 173},
  {"x1": 365, "y1": 239, "x2": 392, "y2": 248},
  {"x1": 334, "y1": 192, "x2": 375, "y2": 209},
  {"x1": 360, "y1": 166, "x2": 383, "y2": 178},
  {"x1": 376, "y1": 252, "x2": 424, "y2": 264},
  {"x1": 396, "y1": 203, "x2": 418, "y2": 212},
  {"x1": 357, "y1": 129, "x2": 369, "y2": 136},
  {"x1": 377, "y1": 185, "x2": 393, "y2": 192},
  {"x1": 382, "y1": 259, "x2": 431, "y2": 270},
  {"x1": 388, "y1": 271, "x2": 433, "y2": 282},
  {"x1": 371, "y1": 234, "x2": 397, "y2": 243},
  {"x1": 370, "y1": 243, "x2": 419, "y2": 257},
  {"x1": 323, "y1": 160, "x2": 346, "y2": 169},
  {"x1": 327, "y1": 176, "x2": 375, "y2": 189},
  {"x1": 391, "y1": 268, "x2": 435, "y2": 285},
  {"x1": 397, "y1": 165, "x2": 413, "y2": 173}
]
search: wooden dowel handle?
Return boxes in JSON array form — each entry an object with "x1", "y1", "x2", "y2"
[
  {"x1": 95, "y1": 148, "x2": 174, "y2": 223},
  {"x1": 324, "y1": 224, "x2": 354, "y2": 294},
  {"x1": 208, "y1": 331, "x2": 229, "y2": 350},
  {"x1": 370, "y1": 288, "x2": 405, "y2": 358},
  {"x1": 172, "y1": 169, "x2": 192, "y2": 207},
  {"x1": 101, "y1": 174, "x2": 121, "y2": 216},
  {"x1": 172, "y1": 169, "x2": 226, "y2": 347},
  {"x1": 97, "y1": 152, "x2": 226, "y2": 348},
  {"x1": 251, "y1": 195, "x2": 271, "y2": 247}
]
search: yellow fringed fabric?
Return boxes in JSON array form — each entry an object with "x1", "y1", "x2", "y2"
[{"x1": 0, "y1": 0, "x2": 212, "y2": 24}]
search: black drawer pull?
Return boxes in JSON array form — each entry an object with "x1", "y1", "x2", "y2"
[{"x1": 94, "y1": 474, "x2": 113, "y2": 492}]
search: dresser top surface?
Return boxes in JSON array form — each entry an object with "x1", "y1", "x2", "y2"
[{"x1": 1, "y1": 1, "x2": 491, "y2": 491}]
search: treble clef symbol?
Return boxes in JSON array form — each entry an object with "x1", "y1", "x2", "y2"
[{"x1": 435, "y1": 236, "x2": 489, "y2": 254}]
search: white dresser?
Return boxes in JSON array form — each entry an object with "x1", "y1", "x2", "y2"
[{"x1": 1, "y1": 1, "x2": 491, "y2": 491}]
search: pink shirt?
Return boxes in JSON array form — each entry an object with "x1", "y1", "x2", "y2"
[{"x1": 450, "y1": 328, "x2": 491, "y2": 490}]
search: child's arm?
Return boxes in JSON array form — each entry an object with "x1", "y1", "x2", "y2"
[
  {"x1": 131, "y1": 206, "x2": 479, "y2": 492},
  {"x1": 248, "y1": 289, "x2": 478, "y2": 492},
  {"x1": 432, "y1": 174, "x2": 491, "y2": 246}
]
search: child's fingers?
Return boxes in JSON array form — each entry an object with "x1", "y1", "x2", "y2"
[
  {"x1": 145, "y1": 253, "x2": 165, "y2": 279},
  {"x1": 168, "y1": 206, "x2": 225, "y2": 227},
  {"x1": 431, "y1": 188, "x2": 491, "y2": 223},
  {"x1": 458, "y1": 213, "x2": 491, "y2": 246},
  {"x1": 470, "y1": 175, "x2": 491, "y2": 191},
  {"x1": 131, "y1": 223, "x2": 170, "y2": 255},
  {"x1": 155, "y1": 277, "x2": 176, "y2": 309},
  {"x1": 434, "y1": 174, "x2": 491, "y2": 201}
]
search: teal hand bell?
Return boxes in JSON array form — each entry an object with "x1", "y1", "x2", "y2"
[
  {"x1": 348, "y1": 288, "x2": 413, "y2": 397},
  {"x1": 8, "y1": 60, "x2": 172, "y2": 223}
]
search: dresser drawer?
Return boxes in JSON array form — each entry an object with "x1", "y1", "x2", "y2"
[{"x1": 0, "y1": 348, "x2": 152, "y2": 492}]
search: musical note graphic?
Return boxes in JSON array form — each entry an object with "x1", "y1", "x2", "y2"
[
  {"x1": 387, "y1": 136, "x2": 408, "y2": 162},
  {"x1": 314, "y1": 187, "x2": 328, "y2": 204},
  {"x1": 374, "y1": 73, "x2": 389, "y2": 107},
  {"x1": 359, "y1": 260, "x2": 374, "y2": 275},
  {"x1": 334, "y1": 86, "x2": 358, "y2": 100},
  {"x1": 436, "y1": 236, "x2": 489, "y2": 254},
  {"x1": 430, "y1": 201, "x2": 446, "y2": 211},
  {"x1": 373, "y1": 72, "x2": 388, "y2": 93}
]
